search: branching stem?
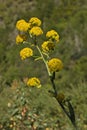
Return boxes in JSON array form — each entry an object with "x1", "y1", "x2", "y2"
[
  {"x1": 36, "y1": 44, "x2": 78, "y2": 130},
  {"x1": 36, "y1": 45, "x2": 51, "y2": 76}
]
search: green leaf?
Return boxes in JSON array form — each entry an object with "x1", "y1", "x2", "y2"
[
  {"x1": 11, "y1": 108, "x2": 19, "y2": 116},
  {"x1": 68, "y1": 101, "x2": 75, "y2": 123}
]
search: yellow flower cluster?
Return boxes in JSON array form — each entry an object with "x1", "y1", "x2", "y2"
[
  {"x1": 29, "y1": 17, "x2": 41, "y2": 26},
  {"x1": 27, "y1": 77, "x2": 41, "y2": 88},
  {"x1": 46, "y1": 30, "x2": 59, "y2": 42},
  {"x1": 48, "y1": 58, "x2": 63, "y2": 72},
  {"x1": 16, "y1": 17, "x2": 43, "y2": 40},
  {"x1": 16, "y1": 34, "x2": 26, "y2": 44},
  {"x1": 20, "y1": 47, "x2": 33, "y2": 60},
  {"x1": 29, "y1": 26, "x2": 43, "y2": 36},
  {"x1": 16, "y1": 19, "x2": 30, "y2": 31},
  {"x1": 42, "y1": 41, "x2": 55, "y2": 52}
]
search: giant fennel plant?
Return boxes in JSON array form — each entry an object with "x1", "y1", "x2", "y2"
[{"x1": 16, "y1": 17, "x2": 77, "y2": 130}]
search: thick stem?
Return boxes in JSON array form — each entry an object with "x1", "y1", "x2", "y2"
[
  {"x1": 50, "y1": 74, "x2": 57, "y2": 96},
  {"x1": 50, "y1": 78, "x2": 78, "y2": 130},
  {"x1": 36, "y1": 44, "x2": 77, "y2": 130}
]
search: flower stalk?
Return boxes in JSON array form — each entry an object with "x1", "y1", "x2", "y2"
[{"x1": 36, "y1": 45, "x2": 78, "y2": 130}]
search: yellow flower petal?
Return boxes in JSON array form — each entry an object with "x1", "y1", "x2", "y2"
[
  {"x1": 48, "y1": 58, "x2": 63, "y2": 72},
  {"x1": 16, "y1": 19, "x2": 30, "y2": 31},
  {"x1": 29, "y1": 26, "x2": 43, "y2": 36},
  {"x1": 42, "y1": 41, "x2": 55, "y2": 52},
  {"x1": 46, "y1": 30, "x2": 59, "y2": 42},
  {"x1": 16, "y1": 35, "x2": 26, "y2": 44},
  {"x1": 29, "y1": 17, "x2": 41, "y2": 26},
  {"x1": 20, "y1": 47, "x2": 33, "y2": 60},
  {"x1": 27, "y1": 77, "x2": 41, "y2": 88}
]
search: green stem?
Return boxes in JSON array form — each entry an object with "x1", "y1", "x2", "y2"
[
  {"x1": 35, "y1": 45, "x2": 78, "y2": 130},
  {"x1": 36, "y1": 45, "x2": 51, "y2": 77}
]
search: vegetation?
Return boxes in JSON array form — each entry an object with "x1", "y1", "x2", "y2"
[{"x1": 0, "y1": 0, "x2": 87, "y2": 129}]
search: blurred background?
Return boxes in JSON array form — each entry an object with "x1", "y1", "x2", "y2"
[{"x1": 0, "y1": 0, "x2": 87, "y2": 129}]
